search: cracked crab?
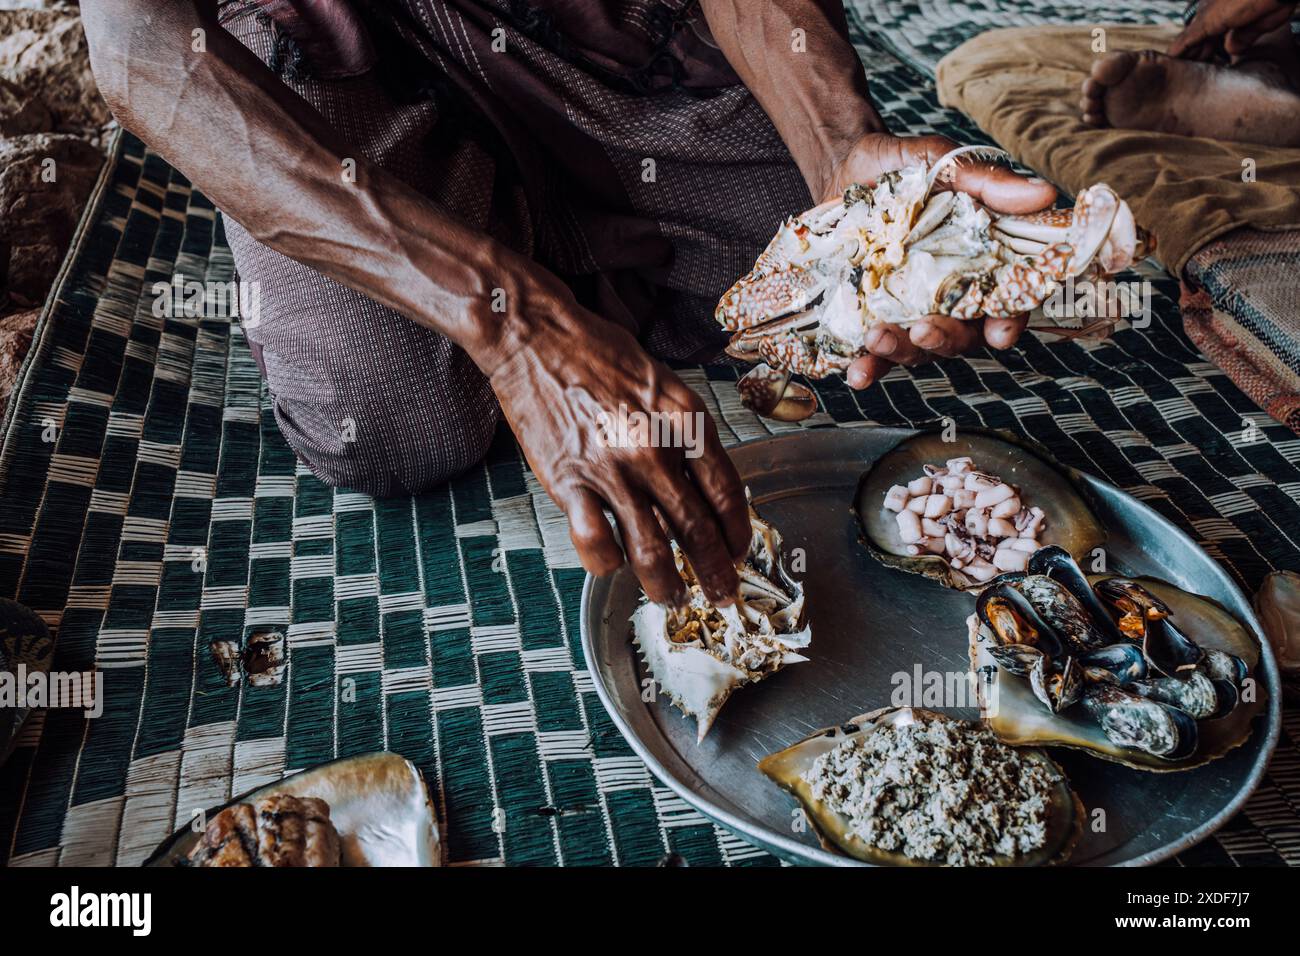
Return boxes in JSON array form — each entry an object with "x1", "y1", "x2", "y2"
[{"x1": 714, "y1": 146, "x2": 1153, "y2": 421}]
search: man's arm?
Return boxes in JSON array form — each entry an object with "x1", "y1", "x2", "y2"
[
  {"x1": 700, "y1": 0, "x2": 1058, "y2": 389},
  {"x1": 698, "y1": 0, "x2": 885, "y2": 201},
  {"x1": 82, "y1": 0, "x2": 753, "y2": 606},
  {"x1": 83, "y1": 0, "x2": 546, "y2": 374}
]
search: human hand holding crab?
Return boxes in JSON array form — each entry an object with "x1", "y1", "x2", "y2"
[
  {"x1": 817, "y1": 133, "x2": 1060, "y2": 392},
  {"x1": 717, "y1": 138, "x2": 1150, "y2": 420}
]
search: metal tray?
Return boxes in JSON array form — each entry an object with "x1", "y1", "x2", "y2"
[{"x1": 581, "y1": 428, "x2": 1282, "y2": 866}]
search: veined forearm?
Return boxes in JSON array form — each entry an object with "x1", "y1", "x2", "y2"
[
  {"x1": 699, "y1": 0, "x2": 886, "y2": 198},
  {"x1": 81, "y1": 0, "x2": 560, "y2": 371}
]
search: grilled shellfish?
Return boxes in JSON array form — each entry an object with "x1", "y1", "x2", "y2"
[{"x1": 632, "y1": 506, "x2": 810, "y2": 742}]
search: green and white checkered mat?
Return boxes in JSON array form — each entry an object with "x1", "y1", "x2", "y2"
[{"x1": 2, "y1": 19, "x2": 1299, "y2": 867}]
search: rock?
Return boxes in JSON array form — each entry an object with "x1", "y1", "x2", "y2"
[
  {"x1": 0, "y1": 6, "x2": 111, "y2": 140},
  {"x1": 0, "y1": 76, "x2": 53, "y2": 137},
  {"x1": 0, "y1": 307, "x2": 38, "y2": 417},
  {"x1": 0, "y1": 132, "x2": 103, "y2": 304}
]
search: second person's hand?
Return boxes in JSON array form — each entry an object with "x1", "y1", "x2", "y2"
[{"x1": 818, "y1": 132, "x2": 1058, "y2": 389}]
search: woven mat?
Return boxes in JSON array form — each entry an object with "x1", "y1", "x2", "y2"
[
  {"x1": 844, "y1": 0, "x2": 1186, "y2": 75},
  {"x1": 2, "y1": 29, "x2": 1299, "y2": 867}
]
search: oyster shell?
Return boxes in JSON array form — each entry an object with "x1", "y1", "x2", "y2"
[
  {"x1": 971, "y1": 575, "x2": 1264, "y2": 771},
  {"x1": 855, "y1": 430, "x2": 1106, "y2": 591},
  {"x1": 1254, "y1": 570, "x2": 1300, "y2": 676},
  {"x1": 757, "y1": 707, "x2": 1082, "y2": 866},
  {"x1": 145, "y1": 752, "x2": 440, "y2": 866},
  {"x1": 632, "y1": 507, "x2": 810, "y2": 742}
]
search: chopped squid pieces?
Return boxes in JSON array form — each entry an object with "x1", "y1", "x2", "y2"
[{"x1": 883, "y1": 456, "x2": 1046, "y2": 582}]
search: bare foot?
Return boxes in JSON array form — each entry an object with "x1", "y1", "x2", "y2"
[{"x1": 1080, "y1": 49, "x2": 1300, "y2": 145}]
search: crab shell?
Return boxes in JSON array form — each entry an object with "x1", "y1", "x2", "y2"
[
  {"x1": 715, "y1": 147, "x2": 1153, "y2": 421},
  {"x1": 631, "y1": 510, "x2": 811, "y2": 743}
]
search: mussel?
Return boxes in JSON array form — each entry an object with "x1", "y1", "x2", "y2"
[
  {"x1": 977, "y1": 579, "x2": 1066, "y2": 659},
  {"x1": 1077, "y1": 642, "x2": 1147, "y2": 685},
  {"x1": 1096, "y1": 578, "x2": 1203, "y2": 679},
  {"x1": 1128, "y1": 671, "x2": 1230, "y2": 720},
  {"x1": 1017, "y1": 572, "x2": 1111, "y2": 654},
  {"x1": 969, "y1": 573, "x2": 1263, "y2": 771},
  {"x1": 1094, "y1": 576, "x2": 1170, "y2": 638},
  {"x1": 1200, "y1": 647, "x2": 1249, "y2": 685},
  {"x1": 976, "y1": 580, "x2": 1079, "y2": 711},
  {"x1": 1028, "y1": 546, "x2": 1125, "y2": 644},
  {"x1": 1081, "y1": 684, "x2": 1198, "y2": 761}
]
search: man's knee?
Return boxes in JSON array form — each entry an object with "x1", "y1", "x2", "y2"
[{"x1": 272, "y1": 395, "x2": 499, "y2": 497}]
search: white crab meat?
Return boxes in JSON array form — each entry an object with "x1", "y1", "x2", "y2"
[{"x1": 631, "y1": 508, "x2": 811, "y2": 742}]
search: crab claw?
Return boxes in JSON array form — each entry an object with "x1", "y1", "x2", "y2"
[
  {"x1": 736, "y1": 364, "x2": 818, "y2": 422},
  {"x1": 1094, "y1": 193, "x2": 1139, "y2": 274}
]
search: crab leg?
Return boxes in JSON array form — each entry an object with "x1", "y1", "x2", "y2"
[
  {"x1": 716, "y1": 259, "x2": 826, "y2": 333},
  {"x1": 758, "y1": 333, "x2": 853, "y2": 379},
  {"x1": 724, "y1": 306, "x2": 822, "y2": 360}
]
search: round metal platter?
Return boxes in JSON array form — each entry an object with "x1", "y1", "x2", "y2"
[{"x1": 581, "y1": 428, "x2": 1282, "y2": 866}]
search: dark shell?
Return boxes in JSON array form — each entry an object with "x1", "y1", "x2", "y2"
[
  {"x1": 1144, "y1": 617, "x2": 1205, "y2": 680},
  {"x1": 1017, "y1": 574, "x2": 1110, "y2": 654},
  {"x1": 1200, "y1": 647, "x2": 1249, "y2": 685},
  {"x1": 1028, "y1": 546, "x2": 1124, "y2": 644},
  {"x1": 1078, "y1": 642, "x2": 1147, "y2": 685},
  {"x1": 1094, "y1": 576, "x2": 1171, "y2": 640},
  {"x1": 976, "y1": 579, "x2": 1067, "y2": 661},
  {"x1": 1081, "y1": 684, "x2": 1198, "y2": 761},
  {"x1": 1129, "y1": 671, "x2": 1221, "y2": 720},
  {"x1": 1094, "y1": 577, "x2": 1203, "y2": 679}
]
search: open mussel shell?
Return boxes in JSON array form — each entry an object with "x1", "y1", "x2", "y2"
[
  {"x1": 1094, "y1": 576, "x2": 1202, "y2": 678},
  {"x1": 854, "y1": 429, "x2": 1106, "y2": 591},
  {"x1": 757, "y1": 706, "x2": 1083, "y2": 866},
  {"x1": 144, "y1": 751, "x2": 441, "y2": 866},
  {"x1": 970, "y1": 576, "x2": 1264, "y2": 772}
]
